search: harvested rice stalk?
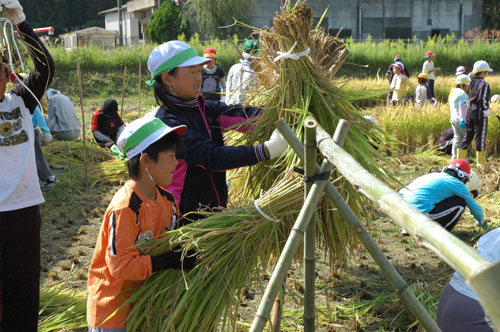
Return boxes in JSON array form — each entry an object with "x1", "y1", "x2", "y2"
[
  {"x1": 228, "y1": 1, "x2": 396, "y2": 269},
  {"x1": 123, "y1": 176, "x2": 304, "y2": 332}
]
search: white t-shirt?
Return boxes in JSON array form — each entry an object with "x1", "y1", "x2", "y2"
[
  {"x1": 0, "y1": 93, "x2": 44, "y2": 211},
  {"x1": 422, "y1": 60, "x2": 435, "y2": 80},
  {"x1": 449, "y1": 87, "x2": 468, "y2": 123}
]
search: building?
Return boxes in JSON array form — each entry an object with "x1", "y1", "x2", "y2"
[
  {"x1": 98, "y1": 4, "x2": 143, "y2": 45},
  {"x1": 251, "y1": 0, "x2": 483, "y2": 40},
  {"x1": 62, "y1": 27, "x2": 117, "y2": 51}
]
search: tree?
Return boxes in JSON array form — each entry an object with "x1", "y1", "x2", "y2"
[
  {"x1": 145, "y1": 1, "x2": 191, "y2": 43},
  {"x1": 483, "y1": 0, "x2": 500, "y2": 30},
  {"x1": 184, "y1": 0, "x2": 254, "y2": 39}
]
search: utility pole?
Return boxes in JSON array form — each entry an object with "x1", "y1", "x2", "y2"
[{"x1": 117, "y1": 0, "x2": 123, "y2": 46}]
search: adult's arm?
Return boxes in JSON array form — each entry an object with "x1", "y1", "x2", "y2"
[{"x1": 11, "y1": 21, "x2": 55, "y2": 114}]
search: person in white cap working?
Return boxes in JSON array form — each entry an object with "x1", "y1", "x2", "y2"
[
  {"x1": 455, "y1": 65, "x2": 466, "y2": 76},
  {"x1": 449, "y1": 74, "x2": 471, "y2": 160},
  {"x1": 87, "y1": 117, "x2": 196, "y2": 331},
  {"x1": 458, "y1": 60, "x2": 493, "y2": 166},
  {"x1": 146, "y1": 40, "x2": 288, "y2": 223}
]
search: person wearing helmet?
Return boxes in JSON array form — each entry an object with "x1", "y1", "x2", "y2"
[
  {"x1": 390, "y1": 62, "x2": 416, "y2": 106},
  {"x1": 449, "y1": 75, "x2": 471, "y2": 160},
  {"x1": 415, "y1": 73, "x2": 430, "y2": 106},
  {"x1": 457, "y1": 60, "x2": 493, "y2": 166},
  {"x1": 399, "y1": 159, "x2": 487, "y2": 233},
  {"x1": 201, "y1": 48, "x2": 226, "y2": 101}
]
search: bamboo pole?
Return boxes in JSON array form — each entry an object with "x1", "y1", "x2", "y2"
[
  {"x1": 249, "y1": 121, "x2": 350, "y2": 332},
  {"x1": 227, "y1": 34, "x2": 244, "y2": 60},
  {"x1": 303, "y1": 117, "x2": 317, "y2": 332},
  {"x1": 313, "y1": 123, "x2": 500, "y2": 329},
  {"x1": 76, "y1": 61, "x2": 87, "y2": 187},
  {"x1": 120, "y1": 66, "x2": 127, "y2": 119},
  {"x1": 138, "y1": 57, "x2": 142, "y2": 118},
  {"x1": 275, "y1": 119, "x2": 442, "y2": 332}
]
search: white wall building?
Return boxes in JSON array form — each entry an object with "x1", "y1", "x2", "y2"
[{"x1": 98, "y1": 4, "x2": 143, "y2": 45}]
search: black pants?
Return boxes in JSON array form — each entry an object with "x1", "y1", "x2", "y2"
[
  {"x1": 428, "y1": 196, "x2": 466, "y2": 231},
  {"x1": 460, "y1": 110, "x2": 488, "y2": 152},
  {"x1": 0, "y1": 205, "x2": 41, "y2": 332},
  {"x1": 427, "y1": 79, "x2": 435, "y2": 99}
]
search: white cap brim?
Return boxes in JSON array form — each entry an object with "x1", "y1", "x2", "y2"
[{"x1": 178, "y1": 55, "x2": 211, "y2": 68}]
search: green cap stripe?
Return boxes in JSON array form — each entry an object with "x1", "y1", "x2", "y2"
[
  {"x1": 122, "y1": 118, "x2": 166, "y2": 156},
  {"x1": 146, "y1": 48, "x2": 198, "y2": 86}
]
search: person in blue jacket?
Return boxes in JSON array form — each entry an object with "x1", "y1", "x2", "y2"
[
  {"x1": 32, "y1": 106, "x2": 58, "y2": 190},
  {"x1": 399, "y1": 159, "x2": 487, "y2": 232},
  {"x1": 148, "y1": 40, "x2": 288, "y2": 224}
]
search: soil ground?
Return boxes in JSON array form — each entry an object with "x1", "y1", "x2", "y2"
[{"x1": 38, "y1": 113, "x2": 500, "y2": 331}]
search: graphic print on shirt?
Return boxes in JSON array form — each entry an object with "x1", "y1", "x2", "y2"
[
  {"x1": 135, "y1": 230, "x2": 153, "y2": 252},
  {"x1": 0, "y1": 107, "x2": 28, "y2": 146},
  {"x1": 202, "y1": 77, "x2": 218, "y2": 94}
]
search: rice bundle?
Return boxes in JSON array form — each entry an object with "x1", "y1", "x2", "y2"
[
  {"x1": 228, "y1": 0, "x2": 395, "y2": 268},
  {"x1": 124, "y1": 176, "x2": 304, "y2": 331}
]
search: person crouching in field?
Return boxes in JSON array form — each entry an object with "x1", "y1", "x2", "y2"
[
  {"x1": 414, "y1": 73, "x2": 429, "y2": 107},
  {"x1": 91, "y1": 99, "x2": 126, "y2": 148},
  {"x1": 399, "y1": 159, "x2": 488, "y2": 234},
  {"x1": 149, "y1": 41, "x2": 288, "y2": 224},
  {"x1": 449, "y1": 74, "x2": 471, "y2": 160},
  {"x1": 390, "y1": 62, "x2": 416, "y2": 106},
  {"x1": 457, "y1": 61, "x2": 493, "y2": 166},
  {"x1": 87, "y1": 117, "x2": 196, "y2": 331}
]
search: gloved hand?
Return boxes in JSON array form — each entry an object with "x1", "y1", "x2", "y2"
[
  {"x1": 466, "y1": 170, "x2": 482, "y2": 192},
  {"x1": 0, "y1": 0, "x2": 25, "y2": 25},
  {"x1": 150, "y1": 249, "x2": 197, "y2": 272},
  {"x1": 459, "y1": 121, "x2": 466, "y2": 128},
  {"x1": 483, "y1": 109, "x2": 494, "y2": 117},
  {"x1": 263, "y1": 128, "x2": 288, "y2": 159},
  {"x1": 42, "y1": 132, "x2": 53, "y2": 143}
]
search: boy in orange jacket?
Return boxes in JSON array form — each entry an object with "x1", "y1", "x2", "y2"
[{"x1": 87, "y1": 117, "x2": 195, "y2": 331}]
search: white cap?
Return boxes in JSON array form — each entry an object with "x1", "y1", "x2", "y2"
[
  {"x1": 456, "y1": 74, "x2": 471, "y2": 85},
  {"x1": 455, "y1": 66, "x2": 466, "y2": 76},
  {"x1": 146, "y1": 40, "x2": 210, "y2": 85},
  {"x1": 117, "y1": 117, "x2": 186, "y2": 160},
  {"x1": 393, "y1": 62, "x2": 404, "y2": 71},
  {"x1": 465, "y1": 170, "x2": 481, "y2": 192},
  {"x1": 473, "y1": 60, "x2": 493, "y2": 74},
  {"x1": 491, "y1": 94, "x2": 500, "y2": 104},
  {"x1": 363, "y1": 115, "x2": 375, "y2": 123}
]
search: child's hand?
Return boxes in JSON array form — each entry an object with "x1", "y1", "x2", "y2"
[{"x1": 151, "y1": 249, "x2": 197, "y2": 272}]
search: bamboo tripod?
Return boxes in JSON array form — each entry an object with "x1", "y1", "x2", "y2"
[{"x1": 250, "y1": 117, "x2": 500, "y2": 332}]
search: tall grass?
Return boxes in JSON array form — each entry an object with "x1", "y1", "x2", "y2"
[
  {"x1": 369, "y1": 101, "x2": 500, "y2": 154},
  {"x1": 46, "y1": 35, "x2": 500, "y2": 78}
]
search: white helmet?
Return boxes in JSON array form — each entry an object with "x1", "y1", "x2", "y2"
[
  {"x1": 466, "y1": 170, "x2": 482, "y2": 192},
  {"x1": 491, "y1": 94, "x2": 500, "y2": 104}
]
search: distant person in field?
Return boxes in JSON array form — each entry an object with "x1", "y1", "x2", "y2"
[
  {"x1": 456, "y1": 66, "x2": 466, "y2": 76},
  {"x1": 87, "y1": 117, "x2": 195, "y2": 331},
  {"x1": 226, "y1": 39, "x2": 259, "y2": 104},
  {"x1": 399, "y1": 159, "x2": 487, "y2": 234},
  {"x1": 414, "y1": 73, "x2": 430, "y2": 106},
  {"x1": 458, "y1": 60, "x2": 494, "y2": 166},
  {"x1": 46, "y1": 88, "x2": 81, "y2": 140},
  {"x1": 449, "y1": 74, "x2": 471, "y2": 160},
  {"x1": 149, "y1": 40, "x2": 288, "y2": 223},
  {"x1": 0, "y1": 1, "x2": 56, "y2": 331},
  {"x1": 390, "y1": 62, "x2": 416, "y2": 106},
  {"x1": 437, "y1": 227, "x2": 500, "y2": 332},
  {"x1": 200, "y1": 47, "x2": 226, "y2": 101},
  {"x1": 32, "y1": 105, "x2": 58, "y2": 190},
  {"x1": 386, "y1": 55, "x2": 410, "y2": 103},
  {"x1": 92, "y1": 99, "x2": 126, "y2": 148},
  {"x1": 422, "y1": 51, "x2": 441, "y2": 99},
  {"x1": 438, "y1": 128, "x2": 454, "y2": 155}
]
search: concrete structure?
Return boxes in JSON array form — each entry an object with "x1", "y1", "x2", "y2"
[
  {"x1": 62, "y1": 27, "x2": 117, "y2": 51},
  {"x1": 99, "y1": 5, "x2": 143, "y2": 45},
  {"x1": 251, "y1": 0, "x2": 482, "y2": 40}
]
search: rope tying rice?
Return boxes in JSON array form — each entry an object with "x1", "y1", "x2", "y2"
[
  {"x1": 253, "y1": 190, "x2": 280, "y2": 223},
  {"x1": 273, "y1": 41, "x2": 310, "y2": 62}
]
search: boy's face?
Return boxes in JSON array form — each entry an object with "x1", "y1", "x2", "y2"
[
  {"x1": 147, "y1": 150, "x2": 178, "y2": 188},
  {"x1": 393, "y1": 66, "x2": 401, "y2": 75},
  {"x1": 162, "y1": 64, "x2": 203, "y2": 100}
]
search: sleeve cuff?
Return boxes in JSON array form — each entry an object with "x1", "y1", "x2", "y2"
[{"x1": 255, "y1": 143, "x2": 268, "y2": 162}]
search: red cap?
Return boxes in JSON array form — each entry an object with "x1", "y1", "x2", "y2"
[
  {"x1": 203, "y1": 48, "x2": 217, "y2": 59},
  {"x1": 393, "y1": 55, "x2": 402, "y2": 61},
  {"x1": 449, "y1": 159, "x2": 471, "y2": 175},
  {"x1": 425, "y1": 51, "x2": 435, "y2": 58}
]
